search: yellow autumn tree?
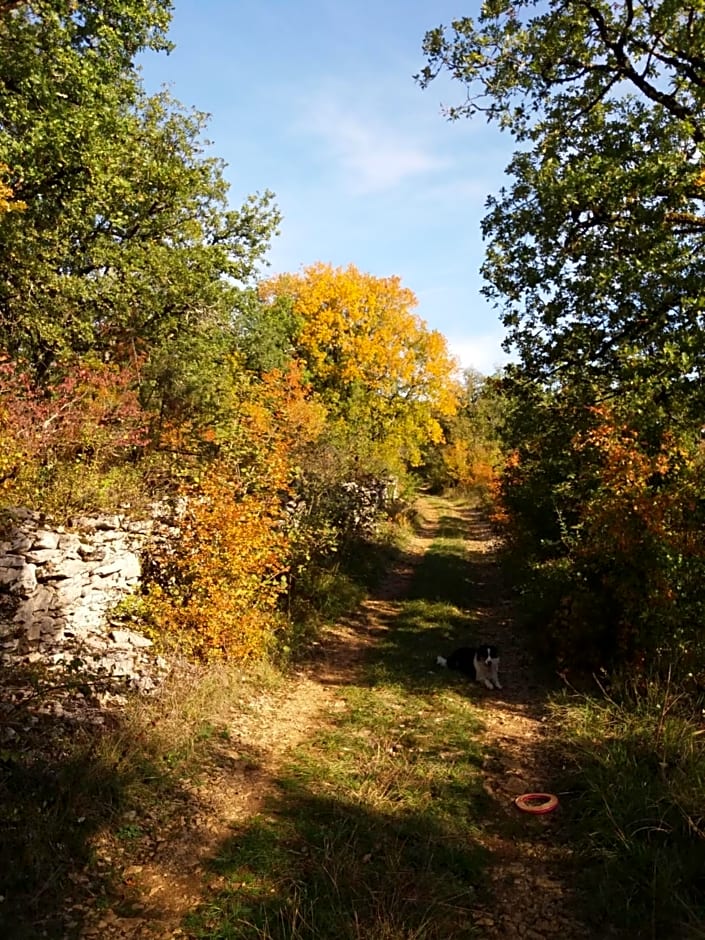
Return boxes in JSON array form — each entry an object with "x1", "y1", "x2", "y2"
[{"x1": 259, "y1": 262, "x2": 460, "y2": 468}]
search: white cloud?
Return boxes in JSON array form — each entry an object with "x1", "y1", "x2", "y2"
[
  {"x1": 302, "y1": 97, "x2": 449, "y2": 194},
  {"x1": 447, "y1": 334, "x2": 512, "y2": 376}
]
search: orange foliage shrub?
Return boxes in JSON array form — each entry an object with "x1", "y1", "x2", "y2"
[
  {"x1": 489, "y1": 449, "x2": 520, "y2": 529},
  {"x1": 496, "y1": 392, "x2": 705, "y2": 675},
  {"x1": 144, "y1": 362, "x2": 326, "y2": 661},
  {"x1": 441, "y1": 438, "x2": 502, "y2": 498},
  {"x1": 145, "y1": 462, "x2": 290, "y2": 660},
  {"x1": 569, "y1": 412, "x2": 705, "y2": 656},
  {"x1": 530, "y1": 406, "x2": 705, "y2": 668}
]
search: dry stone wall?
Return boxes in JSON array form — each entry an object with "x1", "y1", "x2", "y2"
[{"x1": 0, "y1": 507, "x2": 166, "y2": 691}]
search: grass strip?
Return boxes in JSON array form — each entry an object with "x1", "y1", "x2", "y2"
[{"x1": 549, "y1": 681, "x2": 705, "y2": 938}]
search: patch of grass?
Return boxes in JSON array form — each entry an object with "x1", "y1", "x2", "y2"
[
  {"x1": 373, "y1": 507, "x2": 494, "y2": 691},
  {"x1": 289, "y1": 563, "x2": 368, "y2": 625},
  {"x1": 550, "y1": 679, "x2": 705, "y2": 938},
  {"x1": 343, "y1": 524, "x2": 403, "y2": 591},
  {"x1": 286, "y1": 528, "x2": 404, "y2": 655}
]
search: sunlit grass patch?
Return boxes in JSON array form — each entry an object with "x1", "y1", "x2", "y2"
[
  {"x1": 550, "y1": 682, "x2": 705, "y2": 937},
  {"x1": 187, "y1": 678, "x2": 488, "y2": 940},
  {"x1": 285, "y1": 683, "x2": 486, "y2": 822}
]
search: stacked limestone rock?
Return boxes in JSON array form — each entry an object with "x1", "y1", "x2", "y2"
[{"x1": 0, "y1": 507, "x2": 168, "y2": 692}]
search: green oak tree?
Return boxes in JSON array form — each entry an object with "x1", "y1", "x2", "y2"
[
  {"x1": 419, "y1": 0, "x2": 705, "y2": 413},
  {"x1": 0, "y1": 1, "x2": 279, "y2": 379}
]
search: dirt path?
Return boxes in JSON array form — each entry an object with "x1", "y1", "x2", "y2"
[
  {"x1": 79, "y1": 496, "x2": 589, "y2": 939},
  {"x1": 78, "y1": 502, "x2": 441, "y2": 939},
  {"x1": 439, "y1": 500, "x2": 591, "y2": 940}
]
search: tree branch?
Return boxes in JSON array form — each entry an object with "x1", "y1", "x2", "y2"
[
  {"x1": 582, "y1": 0, "x2": 705, "y2": 140},
  {"x1": 0, "y1": 1, "x2": 25, "y2": 16}
]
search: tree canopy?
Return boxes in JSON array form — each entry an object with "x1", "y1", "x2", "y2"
[
  {"x1": 419, "y1": 0, "x2": 705, "y2": 424},
  {"x1": 260, "y1": 262, "x2": 460, "y2": 469},
  {"x1": 419, "y1": 2, "x2": 705, "y2": 671},
  {"x1": 0, "y1": 1, "x2": 279, "y2": 375}
]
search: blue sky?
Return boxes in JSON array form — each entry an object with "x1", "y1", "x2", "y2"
[{"x1": 138, "y1": 1, "x2": 515, "y2": 374}]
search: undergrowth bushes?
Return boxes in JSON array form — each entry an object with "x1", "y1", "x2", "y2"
[
  {"x1": 284, "y1": 514, "x2": 405, "y2": 657},
  {"x1": 0, "y1": 349, "x2": 409, "y2": 664},
  {"x1": 0, "y1": 355, "x2": 152, "y2": 516},
  {"x1": 496, "y1": 390, "x2": 705, "y2": 937},
  {"x1": 499, "y1": 401, "x2": 705, "y2": 685},
  {"x1": 143, "y1": 462, "x2": 291, "y2": 660}
]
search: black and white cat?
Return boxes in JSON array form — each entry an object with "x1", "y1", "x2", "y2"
[{"x1": 436, "y1": 644, "x2": 502, "y2": 690}]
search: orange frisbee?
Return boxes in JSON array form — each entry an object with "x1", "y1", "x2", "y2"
[{"x1": 514, "y1": 792, "x2": 559, "y2": 814}]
